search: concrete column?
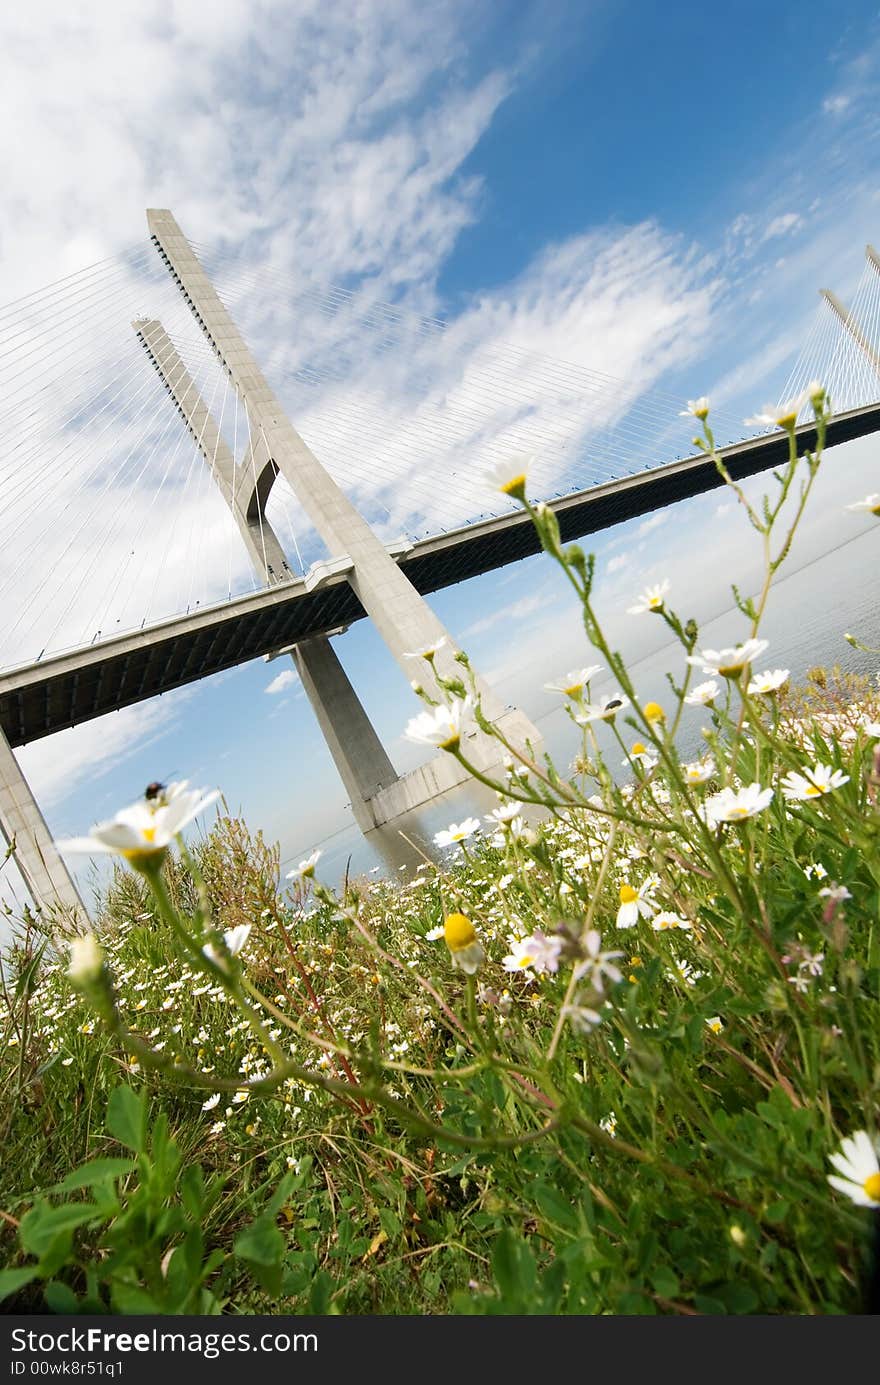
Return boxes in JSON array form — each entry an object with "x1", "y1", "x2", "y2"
[
  {"x1": 0, "y1": 728, "x2": 87, "y2": 923},
  {"x1": 145, "y1": 210, "x2": 535, "y2": 736},
  {"x1": 291, "y1": 638, "x2": 398, "y2": 829},
  {"x1": 134, "y1": 315, "x2": 403, "y2": 820}
]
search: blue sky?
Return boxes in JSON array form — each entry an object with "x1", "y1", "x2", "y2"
[{"x1": 1, "y1": 0, "x2": 880, "y2": 913}]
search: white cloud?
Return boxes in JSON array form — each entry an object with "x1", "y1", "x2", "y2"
[
  {"x1": 265, "y1": 668, "x2": 299, "y2": 695},
  {"x1": 637, "y1": 510, "x2": 669, "y2": 537},
  {"x1": 15, "y1": 691, "x2": 186, "y2": 811},
  {"x1": 823, "y1": 94, "x2": 851, "y2": 115},
  {"x1": 763, "y1": 213, "x2": 802, "y2": 242},
  {"x1": 463, "y1": 589, "x2": 557, "y2": 637},
  {"x1": 606, "y1": 553, "x2": 628, "y2": 574}
]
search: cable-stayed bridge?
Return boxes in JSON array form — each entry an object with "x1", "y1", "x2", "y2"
[{"x1": 2, "y1": 214, "x2": 879, "y2": 922}]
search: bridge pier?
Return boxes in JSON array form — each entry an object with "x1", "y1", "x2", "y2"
[
  {"x1": 290, "y1": 636, "x2": 399, "y2": 829},
  {"x1": 0, "y1": 728, "x2": 87, "y2": 924},
  {"x1": 136, "y1": 225, "x2": 542, "y2": 826}
]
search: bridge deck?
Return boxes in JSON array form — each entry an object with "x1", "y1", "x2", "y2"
[{"x1": 2, "y1": 404, "x2": 878, "y2": 748}]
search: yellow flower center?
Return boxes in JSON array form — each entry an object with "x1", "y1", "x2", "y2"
[
  {"x1": 864, "y1": 1172, "x2": 880, "y2": 1202},
  {"x1": 872, "y1": 503, "x2": 880, "y2": 517},
  {"x1": 515, "y1": 954, "x2": 534, "y2": 969},
  {"x1": 439, "y1": 732, "x2": 461, "y2": 752},
  {"x1": 444, "y1": 913, "x2": 476, "y2": 951},
  {"x1": 648, "y1": 596, "x2": 663, "y2": 609},
  {"x1": 619, "y1": 884, "x2": 638, "y2": 904},
  {"x1": 777, "y1": 410, "x2": 798, "y2": 430},
  {"x1": 142, "y1": 826, "x2": 157, "y2": 843},
  {"x1": 632, "y1": 742, "x2": 647, "y2": 755},
  {"x1": 643, "y1": 702, "x2": 665, "y2": 722},
  {"x1": 718, "y1": 661, "x2": 744, "y2": 677},
  {"x1": 564, "y1": 683, "x2": 583, "y2": 697},
  {"x1": 728, "y1": 807, "x2": 749, "y2": 819},
  {"x1": 121, "y1": 846, "x2": 167, "y2": 868},
  {"x1": 500, "y1": 474, "x2": 527, "y2": 498},
  {"x1": 805, "y1": 784, "x2": 822, "y2": 797}
]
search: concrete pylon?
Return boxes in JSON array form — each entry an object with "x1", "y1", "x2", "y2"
[
  {"x1": 0, "y1": 728, "x2": 87, "y2": 924},
  {"x1": 819, "y1": 287, "x2": 880, "y2": 384},
  {"x1": 144, "y1": 209, "x2": 540, "y2": 816},
  {"x1": 133, "y1": 318, "x2": 398, "y2": 828}
]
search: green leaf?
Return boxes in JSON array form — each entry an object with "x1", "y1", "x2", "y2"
[
  {"x1": 764, "y1": 1200, "x2": 790, "y2": 1224},
  {"x1": 0, "y1": 1266, "x2": 39, "y2": 1301},
  {"x1": 51, "y1": 1159, "x2": 135, "y2": 1193},
  {"x1": 234, "y1": 1217, "x2": 285, "y2": 1268},
  {"x1": 43, "y1": 1281, "x2": 80, "y2": 1314},
  {"x1": 651, "y1": 1267, "x2": 681, "y2": 1299},
  {"x1": 106, "y1": 1085, "x2": 146, "y2": 1153},
  {"x1": 20, "y1": 1203, "x2": 102, "y2": 1258},
  {"x1": 111, "y1": 1284, "x2": 161, "y2": 1314}
]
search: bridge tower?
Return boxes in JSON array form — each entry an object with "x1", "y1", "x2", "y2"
[
  {"x1": 140, "y1": 211, "x2": 540, "y2": 827},
  {"x1": 0, "y1": 730, "x2": 87, "y2": 926},
  {"x1": 819, "y1": 245, "x2": 880, "y2": 383}
]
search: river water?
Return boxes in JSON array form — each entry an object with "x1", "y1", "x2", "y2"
[{"x1": 296, "y1": 530, "x2": 879, "y2": 888}]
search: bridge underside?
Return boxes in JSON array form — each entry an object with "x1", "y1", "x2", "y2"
[{"x1": 2, "y1": 404, "x2": 877, "y2": 750}]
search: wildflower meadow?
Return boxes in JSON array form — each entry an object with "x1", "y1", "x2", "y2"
[{"x1": 1, "y1": 385, "x2": 878, "y2": 1315}]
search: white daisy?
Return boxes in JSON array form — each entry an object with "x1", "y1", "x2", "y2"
[
  {"x1": 627, "y1": 580, "x2": 671, "y2": 615},
  {"x1": 780, "y1": 763, "x2": 850, "y2": 801},
  {"x1": 58, "y1": 781, "x2": 219, "y2": 867},
  {"x1": 485, "y1": 455, "x2": 532, "y2": 502},
  {"x1": 434, "y1": 817, "x2": 481, "y2": 849},
  {"x1": 287, "y1": 850, "x2": 322, "y2": 880},
  {"x1": 616, "y1": 876, "x2": 659, "y2": 928},
  {"x1": 747, "y1": 668, "x2": 790, "y2": 695},
  {"x1": 544, "y1": 665, "x2": 604, "y2": 697},
  {"x1": 574, "y1": 929, "x2": 624, "y2": 990},
  {"x1": 403, "y1": 636, "x2": 448, "y2": 660},
  {"x1": 827, "y1": 1130, "x2": 880, "y2": 1207},
  {"x1": 703, "y1": 783, "x2": 774, "y2": 825},
  {"x1": 845, "y1": 494, "x2": 880, "y2": 516},
  {"x1": 683, "y1": 757, "x2": 715, "y2": 785},
  {"x1": 574, "y1": 693, "x2": 631, "y2": 725},
  {"x1": 684, "y1": 680, "x2": 720, "y2": 706},
  {"x1": 744, "y1": 390, "x2": 809, "y2": 430},
  {"x1": 652, "y1": 912, "x2": 693, "y2": 932},
  {"x1": 502, "y1": 930, "x2": 564, "y2": 975},
  {"x1": 687, "y1": 639, "x2": 769, "y2": 678},
  {"x1": 405, "y1": 697, "x2": 473, "y2": 751},
  {"x1": 679, "y1": 397, "x2": 710, "y2": 420}
]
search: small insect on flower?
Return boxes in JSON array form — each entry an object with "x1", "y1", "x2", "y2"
[
  {"x1": 827, "y1": 1129, "x2": 880, "y2": 1208},
  {"x1": 627, "y1": 580, "x2": 671, "y2": 615},
  {"x1": 442, "y1": 913, "x2": 485, "y2": 974},
  {"x1": 780, "y1": 763, "x2": 850, "y2": 802},
  {"x1": 57, "y1": 781, "x2": 219, "y2": 873},
  {"x1": 574, "y1": 693, "x2": 631, "y2": 725},
  {"x1": 687, "y1": 639, "x2": 769, "y2": 678}
]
